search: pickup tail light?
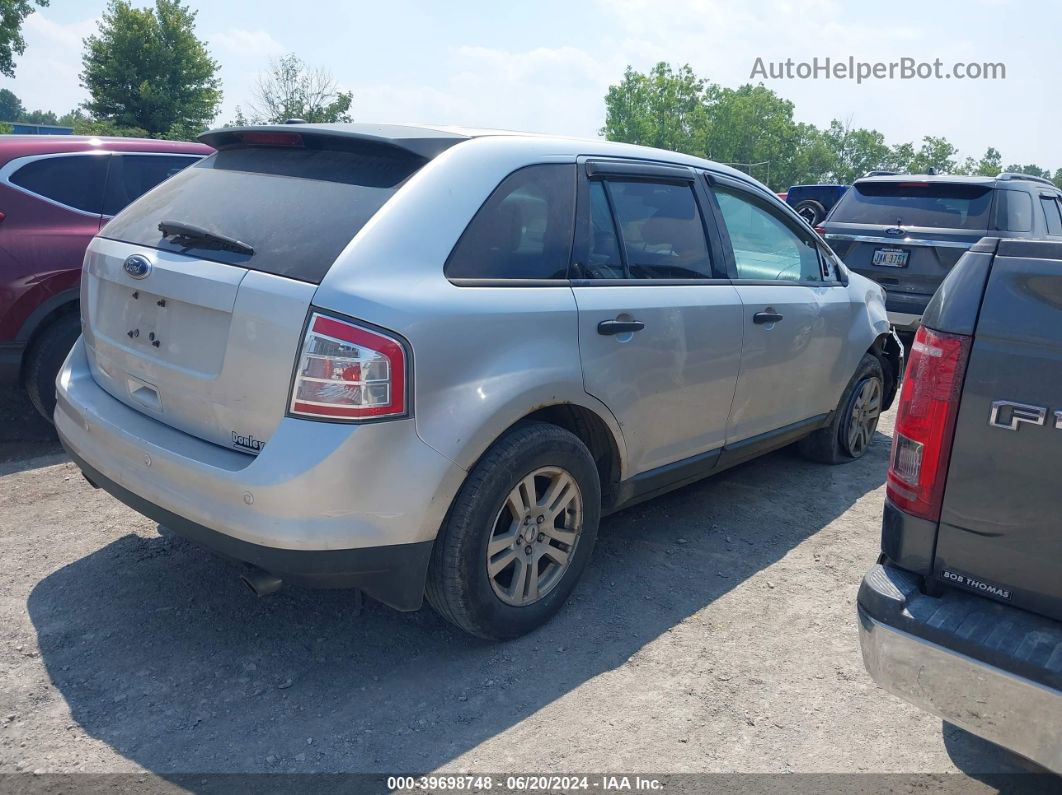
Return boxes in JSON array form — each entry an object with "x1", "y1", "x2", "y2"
[
  {"x1": 289, "y1": 313, "x2": 407, "y2": 421},
  {"x1": 886, "y1": 325, "x2": 971, "y2": 520}
]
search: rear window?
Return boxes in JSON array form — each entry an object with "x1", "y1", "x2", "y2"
[
  {"x1": 101, "y1": 144, "x2": 425, "y2": 283},
  {"x1": 102, "y1": 154, "x2": 202, "y2": 216},
  {"x1": 832, "y1": 181, "x2": 993, "y2": 229}
]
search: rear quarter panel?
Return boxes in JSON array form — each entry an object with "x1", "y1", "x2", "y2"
[{"x1": 311, "y1": 137, "x2": 629, "y2": 476}]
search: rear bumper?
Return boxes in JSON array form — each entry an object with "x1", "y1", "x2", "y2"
[
  {"x1": 857, "y1": 563, "x2": 1062, "y2": 773},
  {"x1": 55, "y1": 338, "x2": 468, "y2": 610},
  {"x1": 885, "y1": 293, "x2": 931, "y2": 332},
  {"x1": 69, "y1": 445, "x2": 433, "y2": 609}
]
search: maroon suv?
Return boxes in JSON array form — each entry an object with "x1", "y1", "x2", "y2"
[{"x1": 0, "y1": 135, "x2": 211, "y2": 418}]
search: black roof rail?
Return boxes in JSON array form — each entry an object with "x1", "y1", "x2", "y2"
[{"x1": 997, "y1": 171, "x2": 1056, "y2": 187}]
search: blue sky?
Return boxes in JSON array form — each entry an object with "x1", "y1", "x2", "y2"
[{"x1": 5, "y1": 0, "x2": 1058, "y2": 169}]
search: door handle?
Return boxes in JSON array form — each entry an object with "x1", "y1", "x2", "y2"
[
  {"x1": 598, "y1": 319, "x2": 645, "y2": 335},
  {"x1": 753, "y1": 309, "x2": 784, "y2": 325}
]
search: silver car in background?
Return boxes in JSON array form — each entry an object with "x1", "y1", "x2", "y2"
[{"x1": 56, "y1": 124, "x2": 902, "y2": 638}]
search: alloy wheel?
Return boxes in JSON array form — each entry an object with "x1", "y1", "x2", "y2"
[
  {"x1": 486, "y1": 466, "x2": 583, "y2": 607},
  {"x1": 845, "y1": 377, "x2": 882, "y2": 457}
]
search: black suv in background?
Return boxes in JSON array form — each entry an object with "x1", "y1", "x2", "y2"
[
  {"x1": 821, "y1": 173, "x2": 1062, "y2": 334},
  {"x1": 858, "y1": 238, "x2": 1061, "y2": 774}
]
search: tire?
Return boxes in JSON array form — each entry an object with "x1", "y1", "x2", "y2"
[
  {"x1": 426, "y1": 422, "x2": 601, "y2": 640},
  {"x1": 24, "y1": 313, "x2": 81, "y2": 423},
  {"x1": 793, "y1": 199, "x2": 827, "y2": 227},
  {"x1": 798, "y1": 353, "x2": 884, "y2": 465}
]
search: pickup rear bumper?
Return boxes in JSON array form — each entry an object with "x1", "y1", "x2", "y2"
[{"x1": 857, "y1": 563, "x2": 1062, "y2": 773}]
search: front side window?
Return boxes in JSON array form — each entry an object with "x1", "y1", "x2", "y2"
[
  {"x1": 10, "y1": 154, "x2": 109, "y2": 214},
  {"x1": 445, "y1": 164, "x2": 575, "y2": 279},
  {"x1": 715, "y1": 187, "x2": 822, "y2": 282},
  {"x1": 600, "y1": 180, "x2": 713, "y2": 279}
]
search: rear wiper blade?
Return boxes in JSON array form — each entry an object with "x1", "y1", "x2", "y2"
[{"x1": 158, "y1": 220, "x2": 254, "y2": 256}]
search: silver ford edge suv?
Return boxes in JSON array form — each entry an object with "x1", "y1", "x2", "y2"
[{"x1": 56, "y1": 124, "x2": 902, "y2": 639}]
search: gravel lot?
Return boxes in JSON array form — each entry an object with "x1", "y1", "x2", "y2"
[{"x1": 0, "y1": 385, "x2": 1037, "y2": 786}]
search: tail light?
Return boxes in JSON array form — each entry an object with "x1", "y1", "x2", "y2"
[
  {"x1": 886, "y1": 325, "x2": 971, "y2": 520},
  {"x1": 814, "y1": 224, "x2": 826, "y2": 237},
  {"x1": 289, "y1": 312, "x2": 407, "y2": 421}
]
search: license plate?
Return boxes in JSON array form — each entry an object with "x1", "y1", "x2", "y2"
[{"x1": 873, "y1": 247, "x2": 909, "y2": 268}]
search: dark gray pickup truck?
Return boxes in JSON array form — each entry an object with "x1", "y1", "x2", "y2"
[{"x1": 857, "y1": 237, "x2": 1061, "y2": 773}]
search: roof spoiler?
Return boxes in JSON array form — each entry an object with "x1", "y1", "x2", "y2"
[{"x1": 198, "y1": 123, "x2": 468, "y2": 160}]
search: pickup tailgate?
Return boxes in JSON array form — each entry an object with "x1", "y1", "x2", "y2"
[{"x1": 935, "y1": 240, "x2": 1062, "y2": 621}]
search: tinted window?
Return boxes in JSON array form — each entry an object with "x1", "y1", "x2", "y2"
[
  {"x1": 10, "y1": 154, "x2": 108, "y2": 214},
  {"x1": 446, "y1": 164, "x2": 575, "y2": 279},
  {"x1": 1041, "y1": 197, "x2": 1062, "y2": 235},
  {"x1": 102, "y1": 154, "x2": 201, "y2": 216},
  {"x1": 578, "y1": 180, "x2": 625, "y2": 278},
  {"x1": 604, "y1": 180, "x2": 712, "y2": 279},
  {"x1": 832, "y1": 181, "x2": 993, "y2": 229},
  {"x1": 102, "y1": 144, "x2": 425, "y2": 284},
  {"x1": 715, "y1": 188, "x2": 822, "y2": 282},
  {"x1": 993, "y1": 189, "x2": 1033, "y2": 232}
]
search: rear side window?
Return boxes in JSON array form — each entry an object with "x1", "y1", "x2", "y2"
[
  {"x1": 833, "y1": 181, "x2": 993, "y2": 229},
  {"x1": 715, "y1": 188, "x2": 822, "y2": 282},
  {"x1": 582, "y1": 180, "x2": 625, "y2": 278},
  {"x1": 1040, "y1": 197, "x2": 1062, "y2": 235},
  {"x1": 604, "y1": 180, "x2": 713, "y2": 279},
  {"x1": 102, "y1": 154, "x2": 201, "y2": 216},
  {"x1": 9, "y1": 154, "x2": 108, "y2": 214},
  {"x1": 445, "y1": 164, "x2": 575, "y2": 279},
  {"x1": 102, "y1": 144, "x2": 425, "y2": 284},
  {"x1": 993, "y1": 189, "x2": 1033, "y2": 232}
]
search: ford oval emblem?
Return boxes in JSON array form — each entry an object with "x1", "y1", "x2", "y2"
[{"x1": 123, "y1": 254, "x2": 152, "y2": 280}]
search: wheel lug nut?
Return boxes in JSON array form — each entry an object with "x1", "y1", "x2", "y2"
[
  {"x1": 536, "y1": 515, "x2": 544, "y2": 524},
  {"x1": 524, "y1": 545, "x2": 533, "y2": 556},
  {"x1": 537, "y1": 533, "x2": 545, "y2": 542}
]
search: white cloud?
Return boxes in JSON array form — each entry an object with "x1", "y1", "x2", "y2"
[
  {"x1": 0, "y1": 12, "x2": 98, "y2": 115},
  {"x1": 207, "y1": 28, "x2": 285, "y2": 58},
  {"x1": 349, "y1": 44, "x2": 620, "y2": 138}
]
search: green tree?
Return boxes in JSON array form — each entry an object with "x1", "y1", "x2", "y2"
[
  {"x1": 80, "y1": 0, "x2": 221, "y2": 137},
  {"x1": 704, "y1": 83, "x2": 807, "y2": 189},
  {"x1": 905, "y1": 136, "x2": 959, "y2": 174},
  {"x1": 602, "y1": 62, "x2": 709, "y2": 156},
  {"x1": 1002, "y1": 162, "x2": 1052, "y2": 179},
  {"x1": 0, "y1": 86, "x2": 22, "y2": 120},
  {"x1": 246, "y1": 53, "x2": 353, "y2": 124},
  {"x1": 821, "y1": 120, "x2": 892, "y2": 184},
  {"x1": 0, "y1": 0, "x2": 47, "y2": 77},
  {"x1": 956, "y1": 146, "x2": 1003, "y2": 176},
  {"x1": 19, "y1": 108, "x2": 58, "y2": 125}
]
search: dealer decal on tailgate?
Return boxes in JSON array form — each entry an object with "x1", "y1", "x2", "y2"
[{"x1": 942, "y1": 569, "x2": 1011, "y2": 600}]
